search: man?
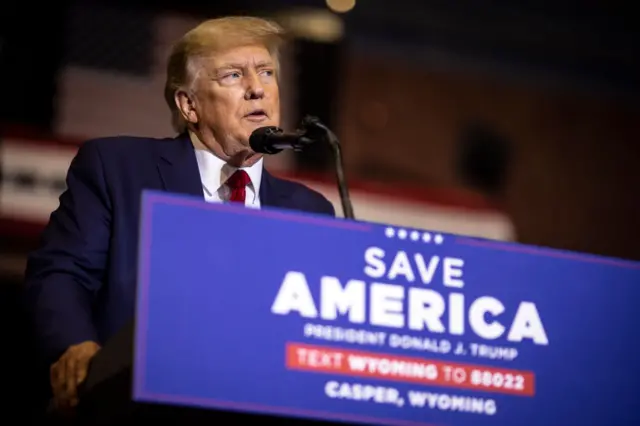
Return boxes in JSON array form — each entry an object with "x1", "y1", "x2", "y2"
[{"x1": 24, "y1": 16, "x2": 335, "y2": 411}]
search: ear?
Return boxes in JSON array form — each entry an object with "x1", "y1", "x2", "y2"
[{"x1": 175, "y1": 89, "x2": 199, "y2": 125}]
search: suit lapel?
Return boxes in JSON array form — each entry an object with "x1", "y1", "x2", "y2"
[
  {"x1": 260, "y1": 169, "x2": 293, "y2": 210},
  {"x1": 156, "y1": 133, "x2": 204, "y2": 198}
]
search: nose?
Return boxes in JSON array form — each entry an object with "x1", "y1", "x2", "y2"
[{"x1": 244, "y1": 72, "x2": 265, "y2": 100}]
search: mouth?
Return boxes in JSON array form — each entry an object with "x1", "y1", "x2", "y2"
[{"x1": 244, "y1": 109, "x2": 268, "y2": 122}]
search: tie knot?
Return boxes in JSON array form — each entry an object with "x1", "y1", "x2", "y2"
[{"x1": 226, "y1": 170, "x2": 251, "y2": 189}]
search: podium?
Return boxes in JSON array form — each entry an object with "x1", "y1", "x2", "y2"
[
  {"x1": 77, "y1": 322, "x2": 328, "y2": 425},
  {"x1": 77, "y1": 191, "x2": 640, "y2": 426}
]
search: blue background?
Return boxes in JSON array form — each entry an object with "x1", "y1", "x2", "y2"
[{"x1": 134, "y1": 191, "x2": 640, "y2": 426}]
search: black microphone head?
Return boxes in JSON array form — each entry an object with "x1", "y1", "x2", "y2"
[{"x1": 249, "y1": 126, "x2": 284, "y2": 154}]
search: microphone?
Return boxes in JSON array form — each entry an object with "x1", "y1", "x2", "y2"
[
  {"x1": 249, "y1": 116, "x2": 356, "y2": 220},
  {"x1": 249, "y1": 126, "x2": 314, "y2": 155}
]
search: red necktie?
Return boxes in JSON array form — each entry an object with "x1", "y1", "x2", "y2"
[{"x1": 226, "y1": 170, "x2": 251, "y2": 203}]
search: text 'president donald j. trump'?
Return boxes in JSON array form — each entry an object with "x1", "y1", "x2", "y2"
[{"x1": 24, "y1": 16, "x2": 335, "y2": 411}]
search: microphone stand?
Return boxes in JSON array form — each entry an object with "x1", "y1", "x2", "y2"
[{"x1": 300, "y1": 116, "x2": 355, "y2": 220}]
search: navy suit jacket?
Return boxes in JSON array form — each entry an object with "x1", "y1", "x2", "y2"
[{"x1": 24, "y1": 133, "x2": 334, "y2": 364}]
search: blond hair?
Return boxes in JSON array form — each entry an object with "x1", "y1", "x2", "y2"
[{"x1": 164, "y1": 16, "x2": 286, "y2": 133}]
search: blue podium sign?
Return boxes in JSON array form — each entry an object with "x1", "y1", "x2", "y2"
[{"x1": 134, "y1": 191, "x2": 640, "y2": 426}]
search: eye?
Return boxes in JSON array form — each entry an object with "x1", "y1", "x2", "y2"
[
  {"x1": 220, "y1": 71, "x2": 241, "y2": 82},
  {"x1": 260, "y1": 69, "x2": 274, "y2": 77}
]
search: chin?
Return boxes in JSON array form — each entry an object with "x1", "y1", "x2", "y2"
[{"x1": 248, "y1": 123, "x2": 273, "y2": 133}]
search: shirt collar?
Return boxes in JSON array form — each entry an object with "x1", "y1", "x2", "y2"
[{"x1": 189, "y1": 131, "x2": 263, "y2": 197}]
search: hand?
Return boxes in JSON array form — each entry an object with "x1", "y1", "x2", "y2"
[{"x1": 50, "y1": 341, "x2": 101, "y2": 411}]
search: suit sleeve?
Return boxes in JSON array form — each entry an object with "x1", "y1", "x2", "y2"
[
  {"x1": 24, "y1": 141, "x2": 112, "y2": 364},
  {"x1": 320, "y1": 196, "x2": 336, "y2": 217}
]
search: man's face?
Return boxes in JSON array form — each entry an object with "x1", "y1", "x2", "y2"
[{"x1": 188, "y1": 45, "x2": 280, "y2": 166}]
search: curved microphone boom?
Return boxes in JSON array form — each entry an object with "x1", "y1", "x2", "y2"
[{"x1": 249, "y1": 117, "x2": 355, "y2": 220}]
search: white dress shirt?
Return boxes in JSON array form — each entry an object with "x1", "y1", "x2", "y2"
[{"x1": 190, "y1": 131, "x2": 263, "y2": 208}]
